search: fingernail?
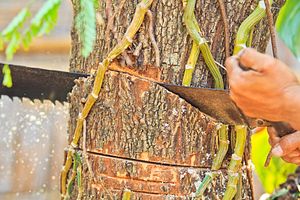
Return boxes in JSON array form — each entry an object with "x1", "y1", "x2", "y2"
[{"x1": 272, "y1": 144, "x2": 283, "y2": 157}]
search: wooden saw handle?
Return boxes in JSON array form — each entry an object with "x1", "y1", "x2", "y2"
[
  {"x1": 269, "y1": 121, "x2": 296, "y2": 137},
  {"x1": 264, "y1": 121, "x2": 296, "y2": 167}
]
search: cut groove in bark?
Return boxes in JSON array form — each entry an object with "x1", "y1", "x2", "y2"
[{"x1": 68, "y1": 69, "x2": 253, "y2": 198}]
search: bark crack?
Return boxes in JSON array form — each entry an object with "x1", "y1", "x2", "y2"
[{"x1": 78, "y1": 148, "x2": 228, "y2": 170}]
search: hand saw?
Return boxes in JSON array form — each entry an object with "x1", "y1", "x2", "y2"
[{"x1": 0, "y1": 62, "x2": 295, "y2": 138}]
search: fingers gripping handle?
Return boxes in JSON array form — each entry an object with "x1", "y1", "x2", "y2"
[{"x1": 264, "y1": 121, "x2": 296, "y2": 167}]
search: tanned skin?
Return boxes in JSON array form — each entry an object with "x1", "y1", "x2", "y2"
[{"x1": 225, "y1": 48, "x2": 300, "y2": 165}]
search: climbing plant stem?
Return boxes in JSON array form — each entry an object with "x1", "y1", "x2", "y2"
[{"x1": 60, "y1": 0, "x2": 153, "y2": 197}]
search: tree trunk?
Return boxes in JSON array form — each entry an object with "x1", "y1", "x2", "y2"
[{"x1": 67, "y1": 0, "x2": 284, "y2": 199}]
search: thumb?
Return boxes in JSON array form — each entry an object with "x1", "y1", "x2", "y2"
[{"x1": 272, "y1": 131, "x2": 300, "y2": 157}]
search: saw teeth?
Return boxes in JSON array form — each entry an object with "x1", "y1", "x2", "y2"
[
  {"x1": 0, "y1": 95, "x2": 13, "y2": 102},
  {"x1": 0, "y1": 95, "x2": 65, "y2": 105},
  {"x1": 0, "y1": 63, "x2": 86, "y2": 104}
]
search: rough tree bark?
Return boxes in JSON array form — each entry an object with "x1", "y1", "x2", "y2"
[{"x1": 67, "y1": 0, "x2": 284, "y2": 199}]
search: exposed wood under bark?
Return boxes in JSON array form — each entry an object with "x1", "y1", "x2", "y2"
[{"x1": 69, "y1": 151, "x2": 253, "y2": 199}]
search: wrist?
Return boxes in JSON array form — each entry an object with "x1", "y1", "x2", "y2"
[{"x1": 283, "y1": 84, "x2": 300, "y2": 130}]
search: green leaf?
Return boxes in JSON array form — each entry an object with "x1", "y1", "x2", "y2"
[
  {"x1": 276, "y1": 0, "x2": 300, "y2": 60},
  {"x1": 1, "y1": 8, "x2": 30, "y2": 40},
  {"x1": 75, "y1": 0, "x2": 96, "y2": 58},
  {"x1": 22, "y1": 0, "x2": 61, "y2": 48},
  {"x1": 5, "y1": 32, "x2": 21, "y2": 60},
  {"x1": 251, "y1": 129, "x2": 297, "y2": 193},
  {"x1": 0, "y1": 35, "x2": 3, "y2": 51},
  {"x1": 31, "y1": 0, "x2": 61, "y2": 26},
  {"x1": 2, "y1": 64, "x2": 13, "y2": 88},
  {"x1": 22, "y1": 31, "x2": 33, "y2": 50},
  {"x1": 93, "y1": 0, "x2": 100, "y2": 9}
]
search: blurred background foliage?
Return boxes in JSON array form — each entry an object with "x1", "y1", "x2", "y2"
[
  {"x1": 276, "y1": 0, "x2": 300, "y2": 60},
  {"x1": 251, "y1": 128, "x2": 297, "y2": 194}
]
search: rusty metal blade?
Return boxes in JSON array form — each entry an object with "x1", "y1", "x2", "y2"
[
  {"x1": 159, "y1": 84, "x2": 249, "y2": 125},
  {"x1": 0, "y1": 63, "x2": 88, "y2": 103},
  {"x1": 0, "y1": 63, "x2": 251, "y2": 125}
]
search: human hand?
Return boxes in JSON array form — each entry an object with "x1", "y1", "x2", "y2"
[
  {"x1": 268, "y1": 127, "x2": 300, "y2": 165},
  {"x1": 225, "y1": 48, "x2": 300, "y2": 129}
]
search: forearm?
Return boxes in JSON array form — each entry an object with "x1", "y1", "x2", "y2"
[{"x1": 283, "y1": 84, "x2": 300, "y2": 130}]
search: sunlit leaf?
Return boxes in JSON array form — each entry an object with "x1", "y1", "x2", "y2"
[
  {"x1": 0, "y1": 36, "x2": 3, "y2": 51},
  {"x1": 5, "y1": 33, "x2": 21, "y2": 60},
  {"x1": 75, "y1": 0, "x2": 96, "y2": 58},
  {"x1": 251, "y1": 128, "x2": 297, "y2": 193},
  {"x1": 2, "y1": 64, "x2": 13, "y2": 88},
  {"x1": 38, "y1": 21, "x2": 51, "y2": 36},
  {"x1": 1, "y1": 8, "x2": 30, "y2": 40},
  {"x1": 276, "y1": 0, "x2": 300, "y2": 60},
  {"x1": 37, "y1": 2, "x2": 60, "y2": 36},
  {"x1": 31, "y1": 0, "x2": 61, "y2": 26},
  {"x1": 94, "y1": 0, "x2": 100, "y2": 9},
  {"x1": 22, "y1": 0, "x2": 61, "y2": 48},
  {"x1": 22, "y1": 31, "x2": 33, "y2": 50}
]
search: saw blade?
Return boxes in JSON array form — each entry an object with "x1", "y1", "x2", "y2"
[{"x1": 0, "y1": 63, "x2": 88, "y2": 103}]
